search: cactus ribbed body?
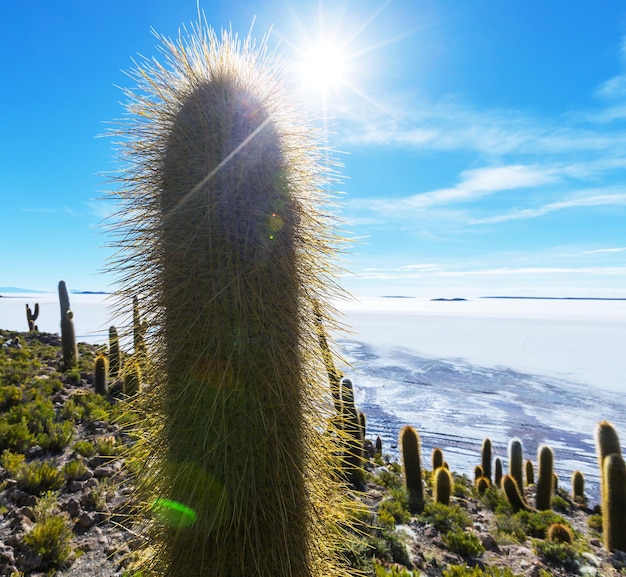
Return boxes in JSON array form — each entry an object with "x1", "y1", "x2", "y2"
[
  {"x1": 94, "y1": 354, "x2": 108, "y2": 396},
  {"x1": 108, "y1": 326, "x2": 121, "y2": 378},
  {"x1": 58, "y1": 281, "x2": 78, "y2": 369},
  {"x1": 481, "y1": 438, "x2": 492, "y2": 482},
  {"x1": 110, "y1": 24, "x2": 350, "y2": 577},
  {"x1": 502, "y1": 474, "x2": 530, "y2": 512},
  {"x1": 525, "y1": 459, "x2": 534, "y2": 486},
  {"x1": 26, "y1": 303, "x2": 39, "y2": 331},
  {"x1": 535, "y1": 445, "x2": 554, "y2": 511},
  {"x1": 400, "y1": 426, "x2": 424, "y2": 514},
  {"x1": 433, "y1": 466, "x2": 453, "y2": 506},
  {"x1": 432, "y1": 448, "x2": 444, "y2": 472},
  {"x1": 508, "y1": 438, "x2": 524, "y2": 491},
  {"x1": 494, "y1": 457, "x2": 503, "y2": 487},
  {"x1": 571, "y1": 470, "x2": 585, "y2": 503},
  {"x1": 603, "y1": 453, "x2": 626, "y2": 552}
]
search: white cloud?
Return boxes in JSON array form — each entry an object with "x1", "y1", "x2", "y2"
[
  {"x1": 584, "y1": 246, "x2": 626, "y2": 255},
  {"x1": 471, "y1": 191, "x2": 626, "y2": 224}
]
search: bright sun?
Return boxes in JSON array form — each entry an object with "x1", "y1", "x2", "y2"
[{"x1": 298, "y1": 40, "x2": 348, "y2": 94}]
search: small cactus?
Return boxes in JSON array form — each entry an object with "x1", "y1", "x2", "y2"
[
  {"x1": 26, "y1": 303, "x2": 39, "y2": 331},
  {"x1": 525, "y1": 459, "x2": 534, "y2": 485},
  {"x1": 432, "y1": 447, "x2": 444, "y2": 472},
  {"x1": 494, "y1": 457, "x2": 503, "y2": 487},
  {"x1": 547, "y1": 523, "x2": 573, "y2": 544},
  {"x1": 473, "y1": 465, "x2": 484, "y2": 483},
  {"x1": 400, "y1": 426, "x2": 424, "y2": 514},
  {"x1": 481, "y1": 438, "x2": 492, "y2": 482},
  {"x1": 475, "y1": 476, "x2": 490, "y2": 496},
  {"x1": 433, "y1": 466, "x2": 453, "y2": 506},
  {"x1": 58, "y1": 280, "x2": 78, "y2": 369},
  {"x1": 535, "y1": 445, "x2": 554, "y2": 511},
  {"x1": 502, "y1": 474, "x2": 530, "y2": 512},
  {"x1": 602, "y1": 453, "x2": 626, "y2": 552},
  {"x1": 508, "y1": 438, "x2": 524, "y2": 490},
  {"x1": 375, "y1": 436, "x2": 382, "y2": 455},
  {"x1": 108, "y1": 326, "x2": 121, "y2": 378},
  {"x1": 123, "y1": 361, "x2": 141, "y2": 397},
  {"x1": 571, "y1": 470, "x2": 585, "y2": 503},
  {"x1": 94, "y1": 354, "x2": 109, "y2": 396}
]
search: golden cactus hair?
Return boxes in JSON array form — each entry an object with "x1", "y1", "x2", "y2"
[{"x1": 107, "y1": 18, "x2": 352, "y2": 577}]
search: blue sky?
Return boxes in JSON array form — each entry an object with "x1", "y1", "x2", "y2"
[{"x1": 1, "y1": 1, "x2": 626, "y2": 297}]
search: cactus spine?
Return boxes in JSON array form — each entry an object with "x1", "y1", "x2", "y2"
[
  {"x1": 110, "y1": 23, "x2": 351, "y2": 577},
  {"x1": 508, "y1": 438, "x2": 524, "y2": 491},
  {"x1": 602, "y1": 452, "x2": 626, "y2": 552},
  {"x1": 58, "y1": 280, "x2": 78, "y2": 369},
  {"x1": 94, "y1": 354, "x2": 108, "y2": 396},
  {"x1": 481, "y1": 438, "x2": 492, "y2": 482},
  {"x1": 26, "y1": 303, "x2": 39, "y2": 331},
  {"x1": 108, "y1": 326, "x2": 121, "y2": 378},
  {"x1": 433, "y1": 466, "x2": 453, "y2": 506},
  {"x1": 535, "y1": 445, "x2": 554, "y2": 511},
  {"x1": 400, "y1": 426, "x2": 424, "y2": 514}
]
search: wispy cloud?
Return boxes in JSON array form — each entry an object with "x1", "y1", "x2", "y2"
[
  {"x1": 471, "y1": 190, "x2": 626, "y2": 224},
  {"x1": 21, "y1": 207, "x2": 81, "y2": 217},
  {"x1": 584, "y1": 246, "x2": 626, "y2": 255}
]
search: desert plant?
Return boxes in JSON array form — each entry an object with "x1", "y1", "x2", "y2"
[
  {"x1": 58, "y1": 280, "x2": 78, "y2": 369},
  {"x1": 525, "y1": 459, "x2": 534, "y2": 485},
  {"x1": 481, "y1": 438, "x2": 492, "y2": 482},
  {"x1": 108, "y1": 326, "x2": 121, "y2": 378},
  {"x1": 535, "y1": 445, "x2": 554, "y2": 511},
  {"x1": 432, "y1": 447, "x2": 444, "y2": 471},
  {"x1": 122, "y1": 361, "x2": 141, "y2": 397},
  {"x1": 442, "y1": 529, "x2": 485, "y2": 558},
  {"x1": 21, "y1": 514, "x2": 73, "y2": 570},
  {"x1": 571, "y1": 470, "x2": 585, "y2": 504},
  {"x1": 400, "y1": 425, "x2": 424, "y2": 514},
  {"x1": 494, "y1": 457, "x2": 503, "y2": 487},
  {"x1": 546, "y1": 522, "x2": 573, "y2": 544},
  {"x1": 341, "y1": 378, "x2": 364, "y2": 486},
  {"x1": 109, "y1": 22, "x2": 352, "y2": 577},
  {"x1": 475, "y1": 476, "x2": 490, "y2": 495},
  {"x1": 26, "y1": 303, "x2": 39, "y2": 331},
  {"x1": 602, "y1": 452, "x2": 626, "y2": 552},
  {"x1": 422, "y1": 501, "x2": 471, "y2": 533},
  {"x1": 596, "y1": 420, "x2": 621, "y2": 509},
  {"x1": 508, "y1": 438, "x2": 524, "y2": 491},
  {"x1": 16, "y1": 461, "x2": 64, "y2": 495},
  {"x1": 502, "y1": 474, "x2": 530, "y2": 512},
  {"x1": 94, "y1": 354, "x2": 108, "y2": 396},
  {"x1": 434, "y1": 466, "x2": 453, "y2": 506},
  {"x1": 375, "y1": 436, "x2": 383, "y2": 455},
  {"x1": 473, "y1": 465, "x2": 483, "y2": 483}
]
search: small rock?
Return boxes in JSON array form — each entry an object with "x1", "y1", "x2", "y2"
[
  {"x1": 25, "y1": 445, "x2": 43, "y2": 458},
  {"x1": 78, "y1": 511, "x2": 96, "y2": 528},
  {"x1": 481, "y1": 534, "x2": 500, "y2": 553},
  {"x1": 582, "y1": 552, "x2": 601, "y2": 567},
  {"x1": 69, "y1": 480, "x2": 85, "y2": 492},
  {"x1": 65, "y1": 498, "x2": 81, "y2": 518},
  {"x1": 19, "y1": 506, "x2": 36, "y2": 522}
]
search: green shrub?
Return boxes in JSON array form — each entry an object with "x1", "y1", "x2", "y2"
[
  {"x1": 21, "y1": 514, "x2": 73, "y2": 570},
  {"x1": 495, "y1": 513, "x2": 527, "y2": 543},
  {"x1": 515, "y1": 509, "x2": 569, "y2": 538},
  {"x1": 16, "y1": 461, "x2": 64, "y2": 495},
  {"x1": 442, "y1": 529, "x2": 485, "y2": 558},
  {"x1": 444, "y1": 566, "x2": 523, "y2": 577},
  {"x1": 588, "y1": 513, "x2": 602, "y2": 534},
  {"x1": 376, "y1": 468, "x2": 403, "y2": 490},
  {"x1": 377, "y1": 493, "x2": 410, "y2": 528},
  {"x1": 0, "y1": 449, "x2": 26, "y2": 475},
  {"x1": 62, "y1": 459, "x2": 90, "y2": 481},
  {"x1": 37, "y1": 421, "x2": 74, "y2": 453},
  {"x1": 373, "y1": 560, "x2": 421, "y2": 576},
  {"x1": 532, "y1": 539, "x2": 581, "y2": 571},
  {"x1": 73, "y1": 440, "x2": 96, "y2": 458},
  {"x1": 421, "y1": 501, "x2": 471, "y2": 533}
]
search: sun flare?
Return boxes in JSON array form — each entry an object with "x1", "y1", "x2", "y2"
[{"x1": 298, "y1": 40, "x2": 348, "y2": 94}]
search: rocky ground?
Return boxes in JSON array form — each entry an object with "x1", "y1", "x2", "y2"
[{"x1": 1, "y1": 329, "x2": 625, "y2": 577}]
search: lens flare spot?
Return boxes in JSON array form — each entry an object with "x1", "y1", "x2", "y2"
[
  {"x1": 152, "y1": 498, "x2": 197, "y2": 528},
  {"x1": 268, "y1": 213, "x2": 284, "y2": 234}
]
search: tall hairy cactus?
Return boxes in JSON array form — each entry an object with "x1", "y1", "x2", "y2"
[
  {"x1": 58, "y1": 280, "x2": 78, "y2": 369},
  {"x1": 400, "y1": 425, "x2": 424, "y2": 514},
  {"x1": 108, "y1": 22, "x2": 351, "y2": 577},
  {"x1": 508, "y1": 438, "x2": 524, "y2": 491},
  {"x1": 433, "y1": 466, "x2": 453, "y2": 506},
  {"x1": 108, "y1": 326, "x2": 121, "y2": 378},
  {"x1": 94, "y1": 354, "x2": 108, "y2": 396},
  {"x1": 481, "y1": 438, "x2": 492, "y2": 483},
  {"x1": 535, "y1": 445, "x2": 554, "y2": 510},
  {"x1": 602, "y1": 453, "x2": 626, "y2": 552},
  {"x1": 26, "y1": 303, "x2": 39, "y2": 331}
]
